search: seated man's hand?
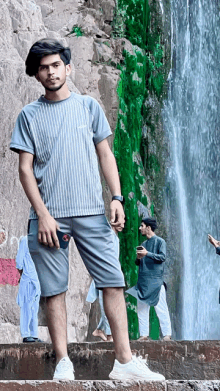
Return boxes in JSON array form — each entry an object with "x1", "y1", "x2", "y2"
[
  {"x1": 38, "y1": 213, "x2": 60, "y2": 249},
  {"x1": 208, "y1": 234, "x2": 220, "y2": 248},
  {"x1": 110, "y1": 200, "x2": 125, "y2": 232},
  {"x1": 136, "y1": 248, "x2": 148, "y2": 259}
]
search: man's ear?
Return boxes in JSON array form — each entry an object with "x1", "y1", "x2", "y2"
[
  {"x1": 66, "y1": 64, "x2": 71, "y2": 76},
  {"x1": 35, "y1": 74, "x2": 40, "y2": 82}
]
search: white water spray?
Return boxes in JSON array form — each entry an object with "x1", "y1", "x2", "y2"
[{"x1": 163, "y1": 0, "x2": 220, "y2": 339}]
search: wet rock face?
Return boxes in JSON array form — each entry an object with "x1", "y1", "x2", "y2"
[{"x1": 0, "y1": 0, "x2": 121, "y2": 342}]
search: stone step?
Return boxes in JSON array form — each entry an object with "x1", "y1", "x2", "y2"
[
  {"x1": 0, "y1": 380, "x2": 220, "y2": 391},
  {"x1": 1, "y1": 341, "x2": 220, "y2": 381}
]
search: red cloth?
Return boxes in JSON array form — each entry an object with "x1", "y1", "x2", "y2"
[{"x1": 0, "y1": 258, "x2": 20, "y2": 286}]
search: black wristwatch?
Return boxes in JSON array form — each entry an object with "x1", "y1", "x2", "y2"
[{"x1": 112, "y1": 195, "x2": 125, "y2": 205}]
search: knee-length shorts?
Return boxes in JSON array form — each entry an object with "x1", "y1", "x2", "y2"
[{"x1": 28, "y1": 215, "x2": 125, "y2": 297}]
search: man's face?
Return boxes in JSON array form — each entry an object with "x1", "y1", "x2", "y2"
[
  {"x1": 36, "y1": 54, "x2": 71, "y2": 92},
  {"x1": 139, "y1": 222, "x2": 148, "y2": 235}
]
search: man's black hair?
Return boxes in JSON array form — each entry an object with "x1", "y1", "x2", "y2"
[
  {"x1": 25, "y1": 38, "x2": 71, "y2": 77},
  {"x1": 142, "y1": 217, "x2": 157, "y2": 232}
]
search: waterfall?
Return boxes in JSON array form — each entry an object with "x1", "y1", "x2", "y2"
[{"x1": 163, "y1": 0, "x2": 220, "y2": 339}]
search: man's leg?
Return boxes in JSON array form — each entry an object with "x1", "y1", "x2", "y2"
[
  {"x1": 155, "y1": 285, "x2": 172, "y2": 337},
  {"x1": 46, "y1": 292, "x2": 68, "y2": 363},
  {"x1": 20, "y1": 300, "x2": 32, "y2": 338},
  {"x1": 30, "y1": 299, "x2": 39, "y2": 338},
  {"x1": 137, "y1": 298, "x2": 150, "y2": 337},
  {"x1": 98, "y1": 290, "x2": 112, "y2": 336},
  {"x1": 103, "y1": 287, "x2": 132, "y2": 363}
]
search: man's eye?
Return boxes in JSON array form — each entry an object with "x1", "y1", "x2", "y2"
[{"x1": 54, "y1": 64, "x2": 59, "y2": 67}]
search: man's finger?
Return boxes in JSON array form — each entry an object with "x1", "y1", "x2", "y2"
[
  {"x1": 110, "y1": 207, "x2": 116, "y2": 224},
  {"x1": 51, "y1": 230, "x2": 60, "y2": 249},
  {"x1": 47, "y1": 232, "x2": 54, "y2": 248},
  {"x1": 41, "y1": 232, "x2": 48, "y2": 246},
  {"x1": 111, "y1": 221, "x2": 120, "y2": 226},
  {"x1": 38, "y1": 232, "x2": 42, "y2": 242}
]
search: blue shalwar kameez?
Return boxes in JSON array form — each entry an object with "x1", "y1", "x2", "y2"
[{"x1": 16, "y1": 236, "x2": 41, "y2": 338}]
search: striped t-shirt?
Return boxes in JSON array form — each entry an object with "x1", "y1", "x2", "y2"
[{"x1": 10, "y1": 92, "x2": 112, "y2": 219}]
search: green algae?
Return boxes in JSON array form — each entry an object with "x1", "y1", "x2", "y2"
[
  {"x1": 69, "y1": 25, "x2": 84, "y2": 37},
  {"x1": 112, "y1": 0, "x2": 165, "y2": 340}
]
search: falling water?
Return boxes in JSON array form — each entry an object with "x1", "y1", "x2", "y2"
[{"x1": 163, "y1": 0, "x2": 220, "y2": 339}]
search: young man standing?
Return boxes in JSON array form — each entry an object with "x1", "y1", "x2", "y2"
[
  {"x1": 127, "y1": 217, "x2": 172, "y2": 341},
  {"x1": 10, "y1": 39, "x2": 165, "y2": 381}
]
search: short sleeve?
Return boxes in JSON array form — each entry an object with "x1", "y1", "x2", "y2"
[
  {"x1": 216, "y1": 247, "x2": 220, "y2": 256},
  {"x1": 90, "y1": 99, "x2": 112, "y2": 145},
  {"x1": 10, "y1": 110, "x2": 35, "y2": 155}
]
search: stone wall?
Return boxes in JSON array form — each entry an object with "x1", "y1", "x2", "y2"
[{"x1": 0, "y1": 0, "x2": 122, "y2": 343}]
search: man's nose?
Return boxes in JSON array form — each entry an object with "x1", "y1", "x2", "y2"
[{"x1": 48, "y1": 66, "x2": 54, "y2": 75}]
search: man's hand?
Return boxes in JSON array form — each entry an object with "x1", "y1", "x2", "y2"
[
  {"x1": 136, "y1": 247, "x2": 148, "y2": 259},
  {"x1": 38, "y1": 213, "x2": 60, "y2": 249},
  {"x1": 208, "y1": 234, "x2": 220, "y2": 248},
  {"x1": 110, "y1": 200, "x2": 125, "y2": 232}
]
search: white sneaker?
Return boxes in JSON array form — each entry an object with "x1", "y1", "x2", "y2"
[
  {"x1": 109, "y1": 355, "x2": 165, "y2": 381},
  {"x1": 53, "y1": 357, "x2": 75, "y2": 380}
]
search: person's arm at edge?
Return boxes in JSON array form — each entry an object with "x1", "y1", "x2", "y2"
[
  {"x1": 19, "y1": 151, "x2": 60, "y2": 248},
  {"x1": 95, "y1": 139, "x2": 125, "y2": 232}
]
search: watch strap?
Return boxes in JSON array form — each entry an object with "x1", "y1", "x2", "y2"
[{"x1": 112, "y1": 195, "x2": 125, "y2": 205}]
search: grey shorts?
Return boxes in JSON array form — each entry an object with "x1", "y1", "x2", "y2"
[{"x1": 28, "y1": 214, "x2": 125, "y2": 297}]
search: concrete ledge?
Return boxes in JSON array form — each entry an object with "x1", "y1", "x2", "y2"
[
  {"x1": 166, "y1": 381, "x2": 220, "y2": 390},
  {"x1": 0, "y1": 380, "x2": 166, "y2": 390},
  {"x1": 1, "y1": 380, "x2": 220, "y2": 390},
  {"x1": 1, "y1": 341, "x2": 220, "y2": 380}
]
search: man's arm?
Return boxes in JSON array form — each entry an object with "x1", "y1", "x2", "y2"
[
  {"x1": 147, "y1": 241, "x2": 166, "y2": 263},
  {"x1": 19, "y1": 151, "x2": 60, "y2": 248},
  {"x1": 136, "y1": 241, "x2": 166, "y2": 263},
  {"x1": 96, "y1": 139, "x2": 125, "y2": 231}
]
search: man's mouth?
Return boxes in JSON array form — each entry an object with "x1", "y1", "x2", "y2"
[{"x1": 47, "y1": 78, "x2": 59, "y2": 82}]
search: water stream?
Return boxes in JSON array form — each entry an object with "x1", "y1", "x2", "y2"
[{"x1": 163, "y1": 0, "x2": 220, "y2": 339}]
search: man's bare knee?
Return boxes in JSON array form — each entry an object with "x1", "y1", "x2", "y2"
[{"x1": 46, "y1": 292, "x2": 66, "y2": 306}]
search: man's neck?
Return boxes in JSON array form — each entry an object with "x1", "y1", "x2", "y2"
[
  {"x1": 44, "y1": 84, "x2": 70, "y2": 101},
  {"x1": 146, "y1": 232, "x2": 155, "y2": 239}
]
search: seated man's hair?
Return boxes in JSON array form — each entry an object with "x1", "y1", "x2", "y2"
[
  {"x1": 25, "y1": 38, "x2": 71, "y2": 77},
  {"x1": 142, "y1": 217, "x2": 157, "y2": 231}
]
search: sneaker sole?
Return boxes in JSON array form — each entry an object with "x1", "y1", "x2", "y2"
[
  {"x1": 109, "y1": 372, "x2": 165, "y2": 381},
  {"x1": 53, "y1": 377, "x2": 75, "y2": 381}
]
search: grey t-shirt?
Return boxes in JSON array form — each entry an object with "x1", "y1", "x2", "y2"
[{"x1": 10, "y1": 93, "x2": 112, "y2": 219}]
